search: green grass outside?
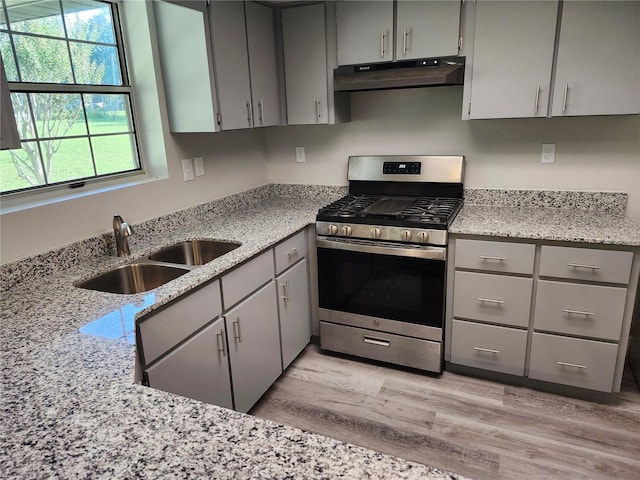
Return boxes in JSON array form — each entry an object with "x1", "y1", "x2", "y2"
[{"x1": 0, "y1": 113, "x2": 138, "y2": 193}]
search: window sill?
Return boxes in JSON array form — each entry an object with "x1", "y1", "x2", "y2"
[{"x1": 0, "y1": 172, "x2": 162, "y2": 215}]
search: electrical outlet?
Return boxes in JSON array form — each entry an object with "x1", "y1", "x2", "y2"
[
  {"x1": 541, "y1": 144, "x2": 556, "y2": 164},
  {"x1": 181, "y1": 158, "x2": 194, "y2": 181},
  {"x1": 295, "y1": 146, "x2": 306, "y2": 163},
  {"x1": 194, "y1": 157, "x2": 205, "y2": 177}
]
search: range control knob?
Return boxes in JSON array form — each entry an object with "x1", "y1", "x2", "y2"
[
  {"x1": 417, "y1": 231, "x2": 429, "y2": 243},
  {"x1": 327, "y1": 224, "x2": 338, "y2": 235},
  {"x1": 371, "y1": 227, "x2": 382, "y2": 239},
  {"x1": 342, "y1": 225, "x2": 353, "y2": 237},
  {"x1": 400, "y1": 230, "x2": 412, "y2": 242}
]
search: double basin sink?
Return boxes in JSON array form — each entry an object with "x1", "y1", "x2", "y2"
[{"x1": 76, "y1": 240, "x2": 240, "y2": 294}]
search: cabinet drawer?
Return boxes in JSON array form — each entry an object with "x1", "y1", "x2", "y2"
[
  {"x1": 529, "y1": 332, "x2": 618, "y2": 392},
  {"x1": 450, "y1": 320, "x2": 527, "y2": 376},
  {"x1": 320, "y1": 321, "x2": 442, "y2": 372},
  {"x1": 455, "y1": 239, "x2": 535, "y2": 274},
  {"x1": 274, "y1": 230, "x2": 307, "y2": 275},
  {"x1": 138, "y1": 279, "x2": 222, "y2": 365},
  {"x1": 453, "y1": 271, "x2": 532, "y2": 327},
  {"x1": 534, "y1": 280, "x2": 627, "y2": 341},
  {"x1": 539, "y1": 246, "x2": 633, "y2": 284},
  {"x1": 222, "y1": 250, "x2": 274, "y2": 309}
]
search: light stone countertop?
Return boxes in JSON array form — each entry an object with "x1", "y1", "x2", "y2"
[{"x1": 0, "y1": 189, "x2": 467, "y2": 480}]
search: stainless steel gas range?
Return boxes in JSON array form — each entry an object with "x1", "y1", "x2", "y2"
[{"x1": 316, "y1": 155, "x2": 464, "y2": 373}]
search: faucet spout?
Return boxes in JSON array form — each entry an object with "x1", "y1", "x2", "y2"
[{"x1": 113, "y1": 215, "x2": 133, "y2": 257}]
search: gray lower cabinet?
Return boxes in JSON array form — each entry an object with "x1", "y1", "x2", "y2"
[
  {"x1": 277, "y1": 259, "x2": 311, "y2": 369},
  {"x1": 448, "y1": 236, "x2": 638, "y2": 395},
  {"x1": 145, "y1": 317, "x2": 233, "y2": 409},
  {"x1": 225, "y1": 281, "x2": 282, "y2": 413}
]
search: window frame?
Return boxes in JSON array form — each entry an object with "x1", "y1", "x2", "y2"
[{"x1": 0, "y1": 0, "x2": 144, "y2": 196}]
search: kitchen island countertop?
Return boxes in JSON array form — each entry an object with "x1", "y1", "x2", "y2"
[{"x1": 0, "y1": 189, "x2": 466, "y2": 480}]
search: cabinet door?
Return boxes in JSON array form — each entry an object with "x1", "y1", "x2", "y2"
[
  {"x1": 282, "y1": 4, "x2": 329, "y2": 125},
  {"x1": 245, "y1": 1, "x2": 281, "y2": 127},
  {"x1": 551, "y1": 1, "x2": 640, "y2": 116},
  {"x1": 145, "y1": 317, "x2": 233, "y2": 409},
  {"x1": 226, "y1": 281, "x2": 282, "y2": 413},
  {"x1": 153, "y1": 1, "x2": 217, "y2": 132},
  {"x1": 277, "y1": 259, "x2": 311, "y2": 369},
  {"x1": 468, "y1": 1, "x2": 557, "y2": 119},
  {"x1": 395, "y1": 1, "x2": 461, "y2": 60},
  {"x1": 336, "y1": 1, "x2": 394, "y2": 65},
  {"x1": 209, "y1": 1, "x2": 253, "y2": 130}
]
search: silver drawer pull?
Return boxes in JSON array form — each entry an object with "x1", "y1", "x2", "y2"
[
  {"x1": 557, "y1": 361, "x2": 587, "y2": 369},
  {"x1": 477, "y1": 297, "x2": 505, "y2": 305},
  {"x1": 473, "y1": 346, "x2": 500, "y2": 355},
  {"x1": 216, "y1": 329, "x2": 226, "y2": 357},
  {"x1": 232, "y1": 317, "x2": 242, "y2": 343},
  {"x1": 363, "y1": 336, "x2": 390, "y2": 347},
  {"x1": 287, "y1": 248, "x2": 300, "y2": 258},
  {"x1": 563, "y1": 309, "x2": 595, "y2": 316},
  {"x1": 568, "y1": 263, "x2": 601, "y2": 270},
  {"x1": 478, "y1": 255, "x2": 507, "y2": 261}
]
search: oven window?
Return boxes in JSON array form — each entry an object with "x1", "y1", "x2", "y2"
[{"x1": 318, "y1": 247, "x2": 445, "y2": 328}]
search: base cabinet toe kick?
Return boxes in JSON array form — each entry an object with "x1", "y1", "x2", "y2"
[{"x1": 446, "y1": 238, "x2": 640, "y2": 397}]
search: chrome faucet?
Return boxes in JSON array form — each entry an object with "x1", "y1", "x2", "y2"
[{"x1": 113, "y1": 215, "x2": 133, "y2": 257}]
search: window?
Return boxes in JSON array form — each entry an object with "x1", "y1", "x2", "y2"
[{"x1": 0, "y1": 0, "x2": 141, "y2": 195}]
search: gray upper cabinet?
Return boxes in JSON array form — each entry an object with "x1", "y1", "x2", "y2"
[
  {"x1": 467, "y1": 1, "x2": 558, "y2": 119},
  {"x1": 282, "y1": 3, "x2": 328, "y2": 125},
  {"x1": 152, "y1": 1, "x2": 218, "y2": 132},
  {"x1": 550, "y1": 1, "x2": 640, "y2": 117},
  {"x1": 336, "y1": 1, "x2": 394, "y2": 65},
  {"x1": 209, "y1": 1, "x2": 253, "y2": 130},
  {"x1": 245, "y1": 1, "x2": 281, "y2": 127},
  {"x1": 395, "y1": 0, "x2": 461, "y2": 60}
]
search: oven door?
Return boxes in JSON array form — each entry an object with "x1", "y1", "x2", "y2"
[{"x1": 317, "y1": 236, "x2": 446, "y2": 342}]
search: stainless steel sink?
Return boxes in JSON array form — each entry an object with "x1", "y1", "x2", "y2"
[
  {"x1": 76, "y1": 263, "x2": 189, "y2": 294},
  {"x1": 148, "y1": 240, "x2": 241, "y2": 266}
]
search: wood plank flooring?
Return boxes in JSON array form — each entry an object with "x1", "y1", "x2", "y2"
[{"x1": 250, "y1": 344, "x2": 640, "y2": 480}]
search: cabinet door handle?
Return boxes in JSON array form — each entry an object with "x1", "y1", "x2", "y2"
[
  {"x1": 287, "y1": 248, "x2": 300, "y2": 258},
  {"x1": 316, "y1": 99, "x2": 321, "y2": 120},
  {"x1": 568, "y1": 262, "x2": 600, "y2": 270},
  {"x1": 380, "y1": 30, "x2": 386, "y2": 57},
  {"x1": 562, "y1": 83, "x2": 569, "y2": 112},
  {"x1": 281, "y1": 281, "x2": 289, "y2": 304},
  {"x1": 216, "y1": 329, "x2": 226, "y2": 357},
  {"x1": 557, "y1": 361, "x2": 587, "y2": 369},
  {"x1": 232, "y1": 317, "x2": 242, "y2": 343},
  {"x1": 473, "y1": 346, "x2": 500, "y2": 354},
  {"x1": 363, "y1": 336, "x2": 390, "y2": 347},
  {"x1": 258, "y1": 99, "x2": 264, "y2": 124},
  {"x1": 534, "y1": 85, "x2": 540, "y2": 114},
  {"x1": 477, "y1": 297, "x2": 505, "y2": 305},
  {"x1": 402, "y1": 28, "x2": 408, "y2": 56},
  {"x1": 478, "y1": 255, "x2": 507, "y2": 261},
  {"x1": 563, "y1": 308, "x2": 595, "y2": 316},
  {"x1": 246, "y1": 101, "x2": 252, "y2": 125}
]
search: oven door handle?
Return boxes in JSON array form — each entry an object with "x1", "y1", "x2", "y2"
[{"x1": 316, "y1": 237, "x2": 446, "y2": 260}]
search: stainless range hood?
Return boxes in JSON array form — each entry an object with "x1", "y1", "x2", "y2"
[{"x1": 334, "y1": 56, "x2": 465, "y2": 92}]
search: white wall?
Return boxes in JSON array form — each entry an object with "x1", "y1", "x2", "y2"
[
  {"x1": 265, "y1": 87, "x2": 640, "y2": 222},
  {"x1": 0, "y1": 130, "x2": 269, "y2": 264}
]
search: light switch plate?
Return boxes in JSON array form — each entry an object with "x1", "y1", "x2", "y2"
[
  {"x1": 194, "y1": 157, "x2": 205, "y2": 176},
  {"x1": 181, "y1": 158, "x2": 194, "y2": 181},
  {"x1": 295, "y1": 146, "x2": 305, "y2": 163}
]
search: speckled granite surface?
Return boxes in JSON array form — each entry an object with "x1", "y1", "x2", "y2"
[
  {"x1": 453, "y1": 189, "x2": 640, "y2": 246},
  {"x1": 1, "y1": 187, "x2": 467, "y2": 480}
]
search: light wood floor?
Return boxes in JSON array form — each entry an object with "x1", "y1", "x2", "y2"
[{"x1": 251, "y1": 344, "x2": 640, "y2": 480}]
